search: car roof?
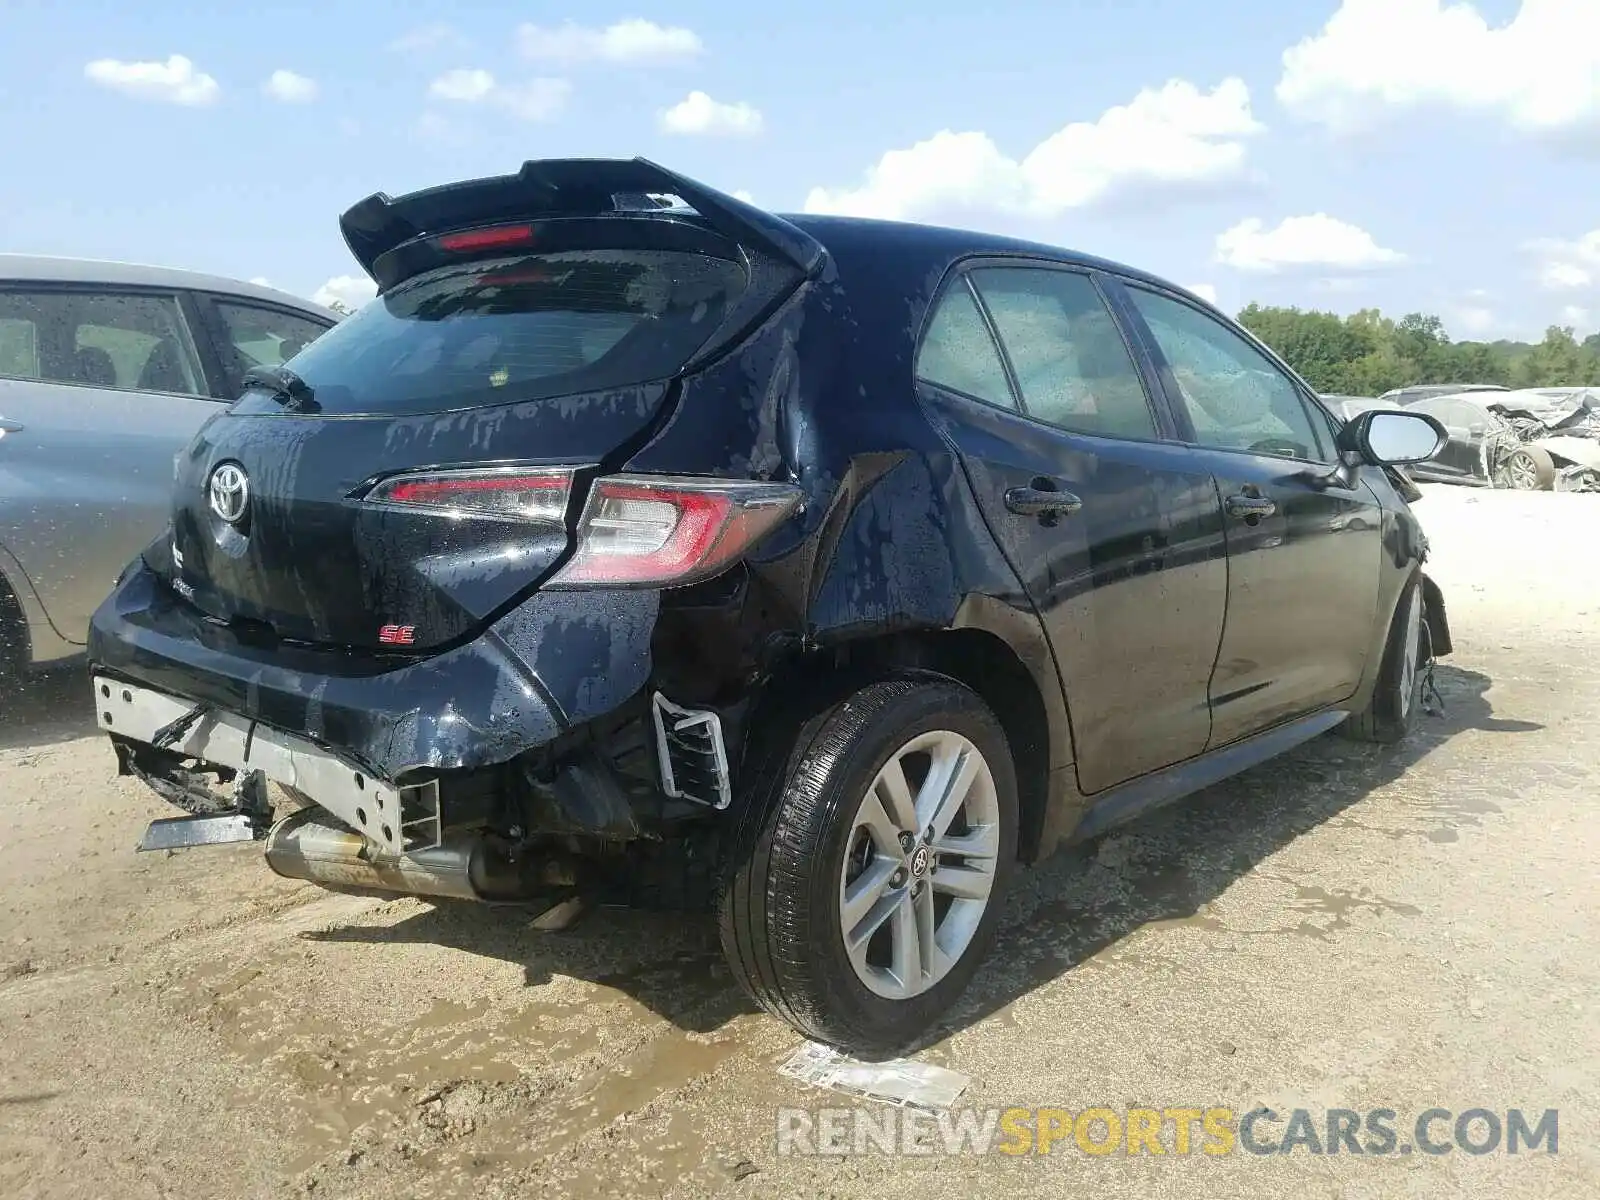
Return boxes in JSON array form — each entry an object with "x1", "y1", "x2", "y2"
[
  {"x1": 779, "y1": 214, "x2": 1207, "y2": 303},
  {"x1": 0, "y1": 254, "x2": 338, "y2": 321},
  {"x1": 1380, "y1": 383, "x2": 1508, "y2": 399},
  {"x1": 1408, "y1": 392, "x2": 1494, "y2": 411}
]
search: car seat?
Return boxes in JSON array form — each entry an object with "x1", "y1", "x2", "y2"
[
  {"x1": 137, "y1": 340, "x2": 191, "y2": 393},
  {"x1": 72, "y1": 346, "x2": 118, "y2": 387}
]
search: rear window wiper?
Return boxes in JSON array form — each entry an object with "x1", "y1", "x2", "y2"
[{"x1": 241, "y1": 365, "x2": 321, "y2": 414}]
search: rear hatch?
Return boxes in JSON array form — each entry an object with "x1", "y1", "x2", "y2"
[{"x1": 163, "y1": 159, "x2": 821, "y2": 653}]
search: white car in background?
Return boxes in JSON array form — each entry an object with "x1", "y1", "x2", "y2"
[{"x1": 0, "y1": 256, "x2": 336, "y2": 681}]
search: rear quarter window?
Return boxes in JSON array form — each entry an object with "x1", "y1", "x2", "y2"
[{"x1": 273, "y1": 249, "x2": 746, "y2": 416}]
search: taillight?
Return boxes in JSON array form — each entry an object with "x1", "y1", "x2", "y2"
[
  {"x1": 549, "y1": 475, "x2": 802, "y2": 588},
  {"x1": 366, "y1": 467, "x2": 571, "y2": 524},
  {"x1": 365, "y1": 469, "x2": 801, "y2": 588}
]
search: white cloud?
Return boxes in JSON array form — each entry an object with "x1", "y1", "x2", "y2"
[
  {"x1": 1277, "y1": 0, "x2": 1600, "y2": 137},
  {"x1": 429, "y1": 68, "x2": 495, "y2": 103},
  {"x1": 1528, "y1": 230, "x2": 1600, "y2": 290},
  {"x1": 804, "y1": 77, "x2": 1262, "y2": 221},
  {"x1": 84, "y1": 55, "x2": 219, "y2": 106},
  {"x1": 660, "y1": 91, "x2": 763, "y2": 137},
  {"x1": 1214, "y1": 214, "x2": 1405, "y2": 272},
  {"x1": 732, "y1": 189, "x2": 756, "y2": 204},
  {"x1": 517, "y1": 19, "x2": 702, "y2": 64},
  {"x1": 1185, "y1": 283, "x2": 1220, "y2": 305},
  {"x1": 427, "y1": 70, "x2": 569, "y2": 121},
  {"x1": 1542, "y1": 262, "x2": 1593, "y2": 289},
  {"x1": 313, "y1": 275, "x2": 377, "y2": 311},
  {"x1": 1559, "y1": 304, "x2": 1591, "y2": 327},
  {"x1": 263, "y1": 69, "x2": 317, "y2": 103},
  {"x1": 248, "y1": 276, "x2": 272, "y2": 287},
  {"x1": 387, "y1": 23, "x2": 467, "y2": 54}
]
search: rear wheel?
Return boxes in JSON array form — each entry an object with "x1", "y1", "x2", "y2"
[
  {"x1": 718, "y1": 676, "x2": 1017, "y2": 1056},
  {"x1": 1498, "y1": 446, "x2": 1556, "y2": 491},
  {"x1": 1340, "y1": 575, "x2": 1424, "y2": 744}
]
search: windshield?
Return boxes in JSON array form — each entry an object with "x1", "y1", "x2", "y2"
[{"x1": 253, "y1": 248, "x2": 745, "y2": 416}]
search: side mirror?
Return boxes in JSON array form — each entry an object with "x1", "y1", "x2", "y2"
[{"x1": 1338, "y1": 409, "x2": 1446, "y2": 466}]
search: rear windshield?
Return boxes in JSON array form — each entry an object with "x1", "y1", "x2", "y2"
[{"x1": 260, "y1": 249, "x2": 745, "y2": 416}]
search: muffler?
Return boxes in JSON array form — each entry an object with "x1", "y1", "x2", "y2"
[{"x1": 263, "y1": 809, "x2": 576, "y2": 902}]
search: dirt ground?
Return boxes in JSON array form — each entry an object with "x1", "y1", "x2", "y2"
[{"x1": 1, "y1": 484, "x2": 1596, "y2": 1200}]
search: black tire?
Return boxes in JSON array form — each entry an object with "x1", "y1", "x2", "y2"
[
  {"x1": 1500, "y1": 446, "x2": 1556, "y2": 491},
  {"x1": 0, "y1": 576, "x2": 26, "y2": 690},
  {"x1": 1340, "y1": 574, "x2": 1424, "y2": 744},
  {"x1": 718, "y1": 674, "x2": 1018, "y2": 1057}
]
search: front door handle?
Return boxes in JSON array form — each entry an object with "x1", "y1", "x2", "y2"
[
  {"x1": 1005, "y1": 485, "x2": 1083, "y2": 518},
  {"x1": 0, "y1": 417, "x2": 23, "y2": 437},
  {"x1": 1225, "y1": 493, "x2": 1277, "y2": 520}
]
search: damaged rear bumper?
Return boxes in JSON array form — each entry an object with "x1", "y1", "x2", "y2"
[
  {"x1": 88, "y1": 560, "x2": 736, "y2": 888},
  {"x1": 87, "y1": 558, "x2": 665, "y2": 782}
]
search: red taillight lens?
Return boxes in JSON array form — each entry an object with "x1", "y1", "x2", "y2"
[
  {"x1": 364, "y1": 469, "x2": 801, "y2": 587},
  {"x1": 548, "y1": 475, "x2": 803, "y2": 588},
  {"x1": 367, "y1": 467, "x2": 571, "y2": 524},
  {"x1": 435, "y1": 224, "x2": 536, "y2": 253}
]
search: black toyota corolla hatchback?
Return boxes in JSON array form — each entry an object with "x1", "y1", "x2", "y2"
[{"x1": 89, "y1": 158, "x2": 1452, "y2": 1054}]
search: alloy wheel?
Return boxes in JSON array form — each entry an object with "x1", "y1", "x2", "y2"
[
  {"x1": 838, "y1": 730, "x2": 1000, "y2": 1000},
  {"x1": 1503, "y1": 451, "x2": 1540, "y2": 491}
]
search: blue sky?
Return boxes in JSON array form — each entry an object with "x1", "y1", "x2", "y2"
[{"x1": 3, "y1": 0, "x2": 1598, "y2": 340}]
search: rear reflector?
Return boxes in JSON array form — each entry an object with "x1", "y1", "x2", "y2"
[
  {"x1": 549, "y1": 474, "x2": 802, "y2": 588},
  {"x1": 367, "y1": 467, "x2": 571, "y2": 524},
  {"x1": 435, "y1": 223, "x2": 536, "y2": 253}
]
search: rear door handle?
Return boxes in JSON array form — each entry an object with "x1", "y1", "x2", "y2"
[
  {"x1": 1005, "y1": 486, "x2": 1083, "y2": 518},
  {"x1": 0, "y1": 418, "x2": 23, "y2": 436},
  {"x1": 1225, "y1": 493, "x2": 1277, "y2": 520}
]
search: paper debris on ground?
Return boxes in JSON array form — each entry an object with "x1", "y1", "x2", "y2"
[{"x1": 778, "y1": 1042, "x2": 971, "y2": 1112}]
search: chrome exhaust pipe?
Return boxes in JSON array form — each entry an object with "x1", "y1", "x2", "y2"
[{"x1": 263, "y1": 810, "x2": 576, "y2": 902}]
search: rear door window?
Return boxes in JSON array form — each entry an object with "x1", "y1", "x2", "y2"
[
  {"x1": 272, "y1": 249, "x2": 746, "y2": 416},
  {"x1": 967, "y1": 267, "x2": 1159, "y2": 440},
  {"x1": 209, "y1": 299, "x2": 332, "y2": 394},
  {"x1": 0, "y1": 289, "x2": 203, "y2": 395}
]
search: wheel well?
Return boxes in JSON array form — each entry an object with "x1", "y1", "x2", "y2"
[{"x1": 744, "y1": 628, "x2": 1053, "y2": 863}]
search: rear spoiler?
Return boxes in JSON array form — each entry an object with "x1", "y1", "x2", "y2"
[{"x1": 339, "y1": 157, "x2": 825, "y2": 287}]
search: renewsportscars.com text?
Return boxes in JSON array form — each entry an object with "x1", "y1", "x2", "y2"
[{"x1": 776, "y1": 1105, "x2": 1559, "y2": 1158}]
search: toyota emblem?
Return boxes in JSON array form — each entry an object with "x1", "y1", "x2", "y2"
[{"x1": 208, "y1": 462, "x2": 250, "y2": 525}]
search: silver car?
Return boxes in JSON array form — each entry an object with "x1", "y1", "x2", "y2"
[{"x1": 0, "y1": 256, "x2": 336, "y2": 679}]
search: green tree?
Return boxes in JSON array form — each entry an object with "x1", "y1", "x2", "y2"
[
  {"x1": 1237, "y1": 304, "x2": 1372, "y2": 392},
  {"x1": 1234, "y1": 304, "x2": 1600, "y2": 396},
  {"x1": 1516, "y1": 326, "x2": 1598, "y2": 387}
]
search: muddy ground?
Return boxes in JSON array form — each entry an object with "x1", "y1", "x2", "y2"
[{"x1": 2, "y1": 484, "x2": 1596, "y2": 1199}]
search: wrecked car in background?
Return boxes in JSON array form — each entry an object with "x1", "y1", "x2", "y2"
[
  {"x1": 1404, "y1": 387, "x2": 1600, "y2": 492},
  {"x1": 87, "y1": 157, "x2": 1452, "y2": 1055},
  {"x1": 1379, "y1": 382, "x2": 1509, "y2": 407}
]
